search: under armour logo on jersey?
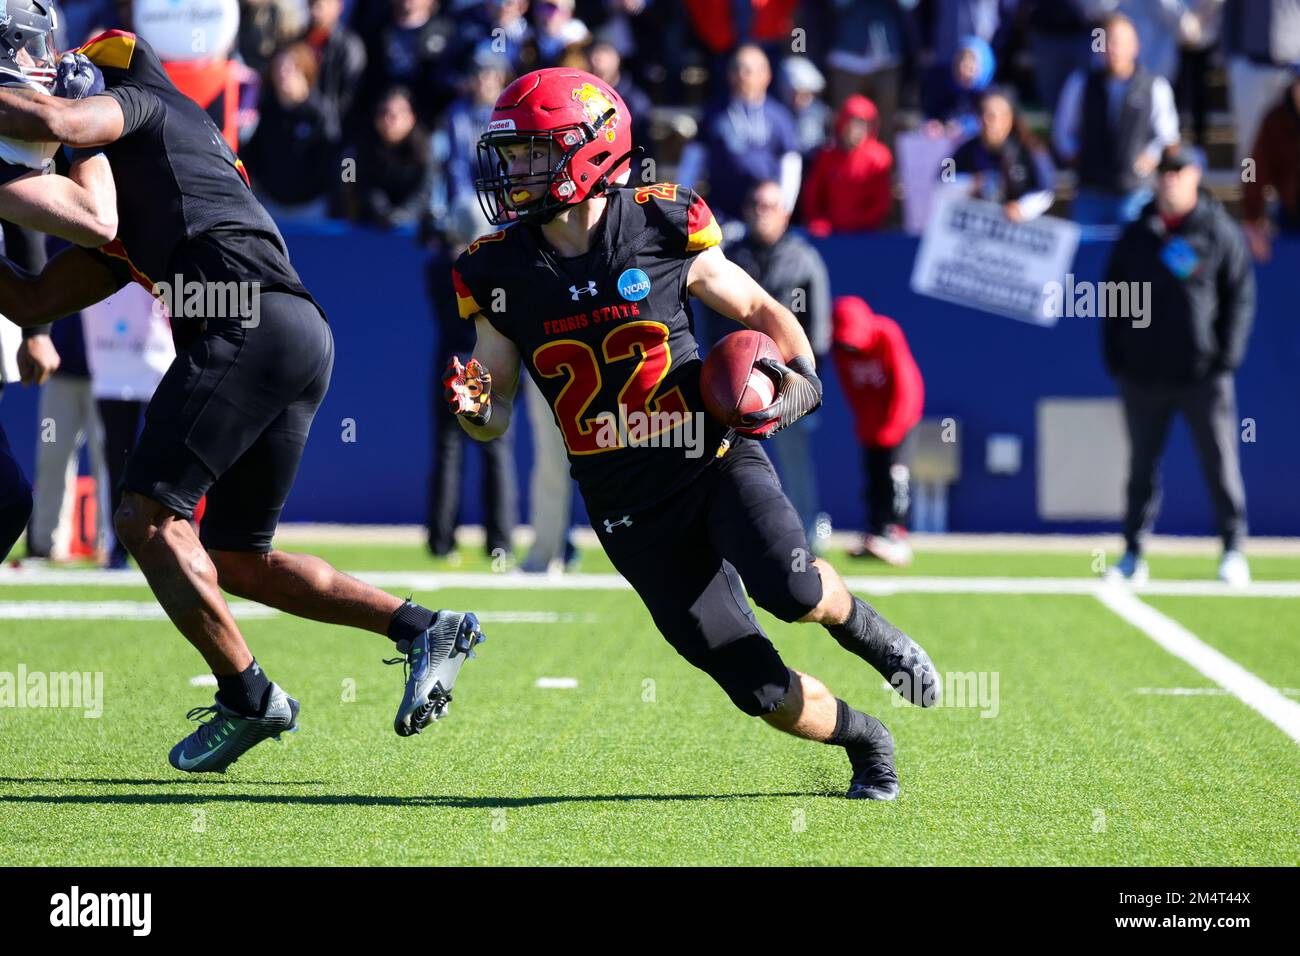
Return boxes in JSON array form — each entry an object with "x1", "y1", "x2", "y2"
[
  {"x1": 570, "y1": 281, "x2": 598, "y2": 300},
  {"x1": 603, "y1": 516, "x2": 633, "y2": 533}
]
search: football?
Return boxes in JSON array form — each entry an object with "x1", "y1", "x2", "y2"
[{"x1": 699, "y1": 329, "x2": 783, "y2": 429}]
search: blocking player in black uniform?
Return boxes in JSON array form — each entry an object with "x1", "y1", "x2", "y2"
[
  {"x1": 448, "y1": 68, "x2": 940, "y2": 799},
  {"x1": 0, "y1": 26, "x2": 485, "y2": 772}
]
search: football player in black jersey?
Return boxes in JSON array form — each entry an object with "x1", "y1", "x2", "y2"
[
  {"x1": 0, "y1": 19, "x2": 485, "y2": 773},
  {"x1": 448, "y1": 68, "x2": 941, "y2": 799}
]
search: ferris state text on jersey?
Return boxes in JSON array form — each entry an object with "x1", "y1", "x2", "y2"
[{"x1": 451, "y1": 182, "x2": 729, "y2": 517}]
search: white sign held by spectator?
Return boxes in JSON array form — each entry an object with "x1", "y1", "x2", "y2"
[
  {"x1": 83, "y1": 284, "x2": 176, "y2": 402},
  {"x1": 910, "y1": 190, "x2": 1081, "y2": 327},
  {"x1": 896, "y1": 130, "x2": 964, "y2": 236}
]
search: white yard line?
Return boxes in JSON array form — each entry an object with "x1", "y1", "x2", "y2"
[
  {"x1": 1096, "y1": 584, "x2": 1300, "y2": 744},
  {"x1": 840, "y1": 577, "x2": 1300, "y2": 598},
  {"x1": 0, "y1": 601, "x2": 594, "y2": 624},
  {"x1": 1135, "y1": 688, "x2": 1300, "y2": 697},
  {"x1": 0, "y1": 601, "x2": 277, "y2": 620},
  {"x1": 1136, "y1": 687, "x2": 1230, "y2": 696},
  {"x1": 534, "y1": 677, "x2": 579, "y2": 689},
  {"x1": 4, "y1": 567, "x2": 1300, "y2": 597},
  {"x1": 4, "y1": 569, "x2": 1295, "y2": 742}
]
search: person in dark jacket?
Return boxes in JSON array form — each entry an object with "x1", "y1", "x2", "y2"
[
  {"x1": 243, "y1": 43, "x2": 338, "y2": 218},
  {"x1": 1053, "y1": 13, "x2": 1180, "y2": 226},
  {"x1": 951, "y1": 86, "x2": 1057, "y2": 221},
  {"x1": 680, "y1": 44, "x2": 802, "y2": 222},
  {"x1": 1102, "y1": 145, "x2": 1256, "y2": 586},
  {"x1": 429, "y1": 50, "x2": 510, "y2": 225},
  {"x1": 350, "y1": 86, "x2": 433, "y2": 228},
  {"x1": 920, "y1": 34, "x2": 996, "y2": 140},
  {"x1": 302, "y1": 0, "x2": 367, "y2": 139},
  {"x1": 425, "y1": 197, "x2": 517, "y2": 559},
  {"x1": 1024, "y1": 0, "x2": 1094, "y2": 114},
  {"x1": 1242, "y1": 69, "x2": 1300, "y2": 262},
  {"x1": 358, "y1": 0, "x2": 459, "y2": 128},
  {"x1": 726, "y1": 179, "x2": 831, "y2": 542}
]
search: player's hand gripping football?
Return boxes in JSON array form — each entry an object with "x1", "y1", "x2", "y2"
[
  {"x1": 443, "y1": 356, "x2": 493, "y2": 426},
  {"x1": 734, "y1": 355, "x2": 823, "y2": 439}
]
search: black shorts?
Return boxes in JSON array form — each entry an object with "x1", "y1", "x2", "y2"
[
  {"x1": 123, "y1": 291, "x2": 333, "y2": 552},
  {"x1": 591, "y1": 440, "x2": 824, "y2": 716}
]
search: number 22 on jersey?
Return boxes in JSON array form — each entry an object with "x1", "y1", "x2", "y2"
[{"x1": 533, "y1": 321, "x2": 689, "y2": 455}]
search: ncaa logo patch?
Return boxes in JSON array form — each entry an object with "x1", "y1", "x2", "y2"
[{"x1": 617, "y1": 268, "x2": 651, "y2": 302}]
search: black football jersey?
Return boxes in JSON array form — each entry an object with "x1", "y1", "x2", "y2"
[
  {"x1": 75, "y1": 31, "x2": 313, "y2": 308},
  {"x1": 453, "y1": 183, "x2": 728, "y2": 516}
]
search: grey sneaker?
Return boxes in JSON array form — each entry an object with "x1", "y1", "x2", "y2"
[
  {"x1": 387, "y1": 611, "x2": 486, "y2": 736},
  {"x1": 168, "y1": 683, "x2": 299, "y2": 774}
]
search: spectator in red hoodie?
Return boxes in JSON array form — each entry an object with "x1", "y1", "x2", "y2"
[
  {"x1": 802, "y1": 95, "x2": 893, "y2": 236},
  {"x1": 831, "y1": 296, "x2": 924, "y2": 566}
]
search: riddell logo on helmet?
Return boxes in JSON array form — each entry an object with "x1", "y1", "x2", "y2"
[
  {"x1": 571, "y1": 83, "x2": 619, "y2": 142},
  {"x1": 487, "y1": 119, "x2": 515, "y2": 132}
]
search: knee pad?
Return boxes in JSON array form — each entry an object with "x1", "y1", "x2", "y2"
[
  {"x1": 703, "y1": 636, "x2": 792, "y2": 717},
  {"x1": 753, "y1": 560, "x2": 824, "y2": 624}
]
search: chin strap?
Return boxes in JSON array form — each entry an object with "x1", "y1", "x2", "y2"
[{"x1": 589, "y1": 146, "x2": 643, "y2": 199}]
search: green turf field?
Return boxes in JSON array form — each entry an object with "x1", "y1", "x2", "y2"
[{"x1": 1, "y1": 543, "x2": 1297, "y2": 866}]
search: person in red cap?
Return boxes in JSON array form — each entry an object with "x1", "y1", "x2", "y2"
[
  {"x1": 801, "y1": 94, "x2": 893, "y2": 235},
  {"x1": 831, "y1": 295, "x2": 924, "y2": 565}
]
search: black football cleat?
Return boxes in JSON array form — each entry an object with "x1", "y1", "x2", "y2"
[
  {"x1": 168, "y1": 684, "x2": 299, "y2": 774},
  {"x1": 832, "y1": 597, "x2": 941, "y2": 708},
  {"x1": 845, "y1": 725, "x2": 900, "y2": 801}
]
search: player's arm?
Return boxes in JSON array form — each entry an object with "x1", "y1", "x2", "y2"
[
  {"x1": 0, "y1": 243, "x2": 124, "y2": 328},
  {"x1": 0, "y1": 89, "x2": 125, "y2": 147},
  {"x1": 0, "y1": 153, "x2": 118, "y2": 246},
  {"x1": 687, "y1": 244, "x2": 822, "y2": 435},
  {"x1": 688, "y1": 244, "x2": 814, "y2": 361},
  {"x1": 445, "y1": 314, "x2": 521, "y2": 441}
]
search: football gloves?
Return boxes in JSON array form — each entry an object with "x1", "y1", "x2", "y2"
[
  {"x1": 443, "y1": 356, "x2": 492, "y2": 426},
  {"x1": 53, "y1": 53, "x2": 104, "y2": 100},
  {"x1": 735, "y1": 354, "x2": 823, "y2": 439}
]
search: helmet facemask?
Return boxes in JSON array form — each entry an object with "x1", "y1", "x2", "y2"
[
  {"x1": 475, "y1": 128, "x2": 585, "y2": 226},
  {"x1": 474, "y1": 104, "x2": 625, "y2": 226},
  {"x1": 0, "y1": 1, "x2": 60, "y2": 91}
]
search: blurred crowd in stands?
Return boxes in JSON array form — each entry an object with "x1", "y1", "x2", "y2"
[{"x1": 60, "y1": 1, "x2": 1300, "y2": 249}]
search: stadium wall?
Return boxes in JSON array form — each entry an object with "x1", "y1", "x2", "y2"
[{"x1": 3, "y1": 228, "x2": 1296, "y2": 537}]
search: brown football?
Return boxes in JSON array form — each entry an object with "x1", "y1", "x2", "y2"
[{"x1": 699, "y1": 330, "x2": 783, "y2": 428}]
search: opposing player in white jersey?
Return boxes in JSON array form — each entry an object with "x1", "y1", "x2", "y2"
[{"x1": 0, "y1": 0, "x2": 117, "y2": 560}]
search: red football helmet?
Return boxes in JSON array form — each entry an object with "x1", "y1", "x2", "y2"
[{"x1": 475, "y1": 68, "x2": 634, "y2": 225}]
